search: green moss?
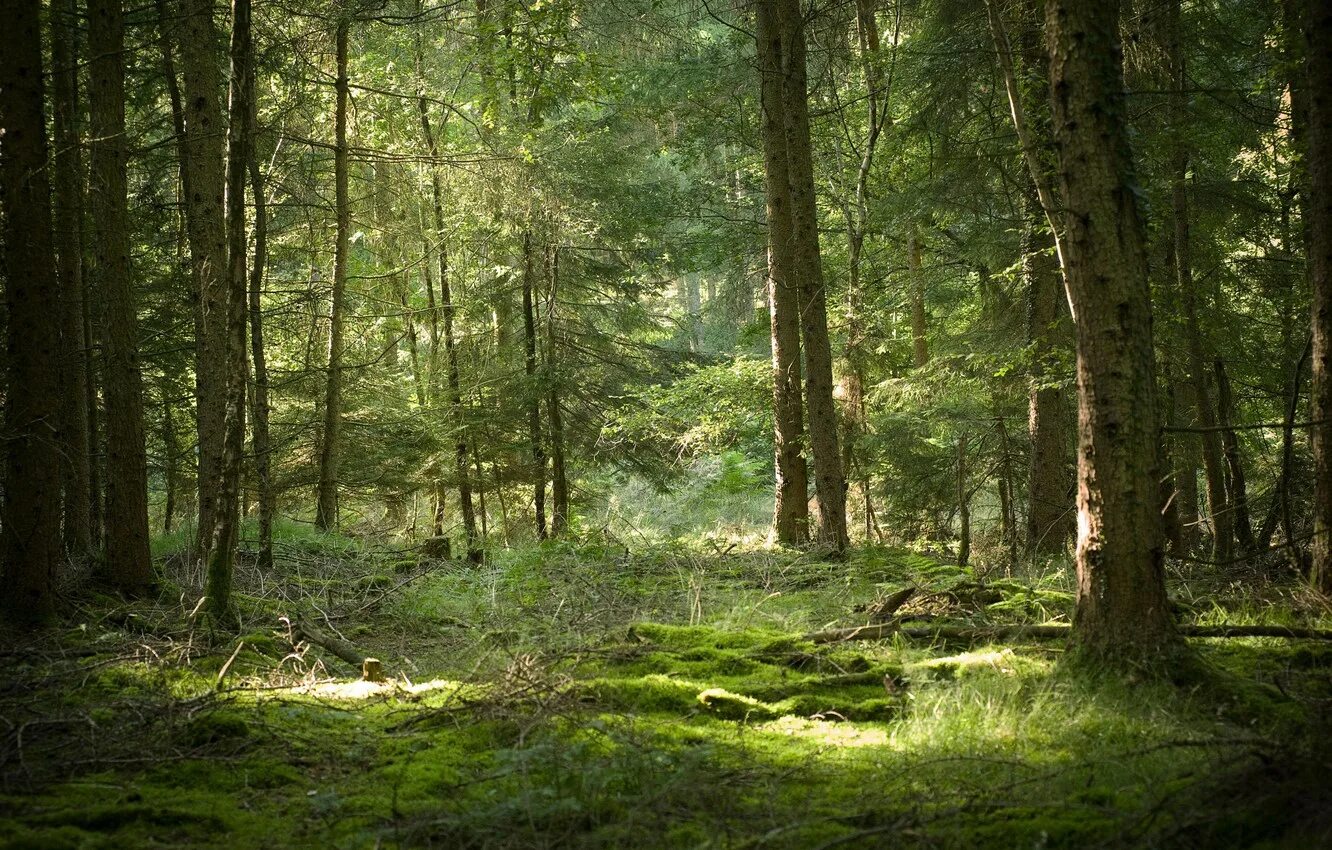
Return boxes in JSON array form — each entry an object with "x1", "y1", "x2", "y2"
[{"x1": 182, "y1": 711, "x2": 251, "y2": 747}]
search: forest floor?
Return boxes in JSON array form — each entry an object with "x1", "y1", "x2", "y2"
[{"x1": 3, "y1": 524, "x2": 1332, "y2": 849}]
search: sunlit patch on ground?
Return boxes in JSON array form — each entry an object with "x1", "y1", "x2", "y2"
[{"x1": 757, "y1": 715, "x2": 890, "y2": 748}]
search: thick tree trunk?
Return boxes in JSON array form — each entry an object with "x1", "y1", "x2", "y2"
[
  {"x1": 178, "y1": 0, "x2": 229, "y2": 561},
  {"x1": 1046, "y1": 0, "x2": 1176, "y2": 658},
  {"x1": 522, "y1": 231, "x2": 548, "y2": 540},
  {"x1": 50, "y1": 0, "x2": 94, "y2": 558},
  {"x1": 1308, "y1": 0, "x2": 1332, "y2": 593},
  {"x1": 316, "y1": 18, "x2": 350, "y2": 531},
  {"x1": 774, "y1": 0, "x2": 848, "y2": 552},
  {"x1": 755, "y1": 0, "x2": 809, "y2": 546},
  {"x1": 248, "y1": 137, "x2": 274, "y2": 572},
  {"x1": 90, "y1": 0, "x2": 153, "y2": 593},
  {"x1": 0, "y1": 0, "x2": 65, "y2": 623}
]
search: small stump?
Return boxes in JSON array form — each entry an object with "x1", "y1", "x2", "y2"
[{"x1": 361, "y1": 658, "x2": 385, "y2": 683}]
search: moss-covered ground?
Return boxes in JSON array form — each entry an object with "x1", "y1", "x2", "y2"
[{"x1": 3, "y1": 531, "x2": 1331, "y2": 848}]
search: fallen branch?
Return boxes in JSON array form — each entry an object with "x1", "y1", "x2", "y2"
[{"x1": 805, "y1": 622, "x2": 1332, "y2": 644}]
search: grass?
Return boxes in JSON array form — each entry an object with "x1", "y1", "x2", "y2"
[{"x1": 3, "y1": 514, "x2": 1332, "y2": 848}]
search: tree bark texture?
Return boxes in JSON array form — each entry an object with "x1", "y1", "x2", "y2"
[
  {"x1": 1308, "y1": 0, "x2": 1332, "y2": 593},
  {"x1": 773, "y1": 0, "x2": 848, "y2": 552},
  {"x1": 207, "y1": 0, "x2": 255, "y2": 618},
  {"x1": 178, "y1": 0, "x2": 229, "y2": 559},
  {"x1": 1046, "y1": 0, "x2": 1176, "y2": 658},
  {"x1": 90, "y1": 0, "x2": 154, "y2": 593},
  {"x1": 756, "y1": 0, "x2": 809, "y2": 546},
  {"x1": 0, "y1": 0, "x2": 65, "y2": 623}
]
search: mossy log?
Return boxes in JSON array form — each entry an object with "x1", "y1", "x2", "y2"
[{"x1": 805, "y1": 622, "x2": 1332, "y2": 644}]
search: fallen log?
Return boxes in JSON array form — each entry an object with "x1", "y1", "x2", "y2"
[
  {"x1": 291, "y1": 618, "x2": 384, "y2": 680},
  {"x1": 805, "y1": 622, "x2": 1332, "y2": 644}
]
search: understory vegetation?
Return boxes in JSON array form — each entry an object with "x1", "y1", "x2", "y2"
[{"x1": 4, "y1": 499, "x2": 1331, "y2": 849}]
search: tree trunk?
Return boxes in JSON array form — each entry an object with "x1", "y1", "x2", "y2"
[
  {"x1": 755, "y1": 0, "x2": 809, "y2": 546},
  {"x1": 1167, "y1": 1, "x2": 1232, "y2": 564},
  {"x1": 1024, "y1": 188, "x2": 1075, "y2": 554},
  {"x1": 416, "y1": 65, "x2": 480, "y2": 560},
  {"x1": 50, "y1": 0, "x2": 94, "y2": 558},
  {"x1": 161, "y1": 388, "x2": 178, "y2": 534},
  {"x1": 0, "y1": 0, "x2": 65, "y2": 623},
  {"x1": 547, "y1": 245, "x2": 569, "y2": 536},
  {"x1": 316, "y1": 17, "x2": 350, "y2": 531},
  {"x1": 90, "y1": 0, "x2": 153, "y2": 593},
  {"x1": 1214, "y1": 358, "x2": 1255, "y2": 552},
  {"x1": 522, "y1": 231, "x2": 548, "y2": 540},
  {"x1": 774, "y1": 0, "x2": 848, "y2": 552},
  {"x1": 1308, "y1": 0, "x2": 1332, "y2": 593},
  {"x1": 909, "y1": 226, "x2": 929, "y2": 368},
  {"x1": 1046, "y1": 0, "x2": 1177, "y2": 658},
  {"x1": 956, "y1": 434, "x2": 971, "y2": 568},
  {"x1": 248, "y1": 131, "x2": 274, "y2": 572},
  {"x1": 177, "y1": 0, "x2": 229, "y2": 561}
]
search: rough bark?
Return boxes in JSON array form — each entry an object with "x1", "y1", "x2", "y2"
[
  {"x1": 0, "y1": 0, "x2": 65, "y2": 623},
  {"x1": 177, "y1": 0, "x2": 229, "y2": 560},
  {"x1": 1309, "y1": 0, "x2": 1332, "y2": 593},
  {"x1": 774, "y1": 0, "x2": 848, "y2": 552},
  {"x1": 90, "y1": 0, "x2": 153, "y2": 593},
  {"x1": 755, "y1": 0, "x2": 809, "y2": 546},
  {"x1": 315, "y1": 17, "x2": 350, "y2": 531},
  {"x1": 1046, "y1": 0, "x2": 1177, "y2": 658},
  {"x1": 204, "y1": 0, "x2": 255, "y2": 619},
  {"x1": 50, "y1": 0, "x2": 94, "y2": 557}
]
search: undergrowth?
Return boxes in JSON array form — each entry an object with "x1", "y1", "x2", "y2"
[{"x1": 2, "y1": 523, "x2": 1331, "y2": 848}]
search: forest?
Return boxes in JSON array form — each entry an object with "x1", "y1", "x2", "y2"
[{"x1": 1, "y1": 0, "x2": 1331, "y2": 845}]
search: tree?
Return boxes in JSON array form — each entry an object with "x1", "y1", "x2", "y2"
[
  {"x1": 1045, "y1": 0, "x2": 1177, "y2": 657},
  {"x1": 207, "y1": 0, "x2": 256, "y2": 619},
  {"x1": 177, "y1": 0, "x2": 230, "y2": 564},
  {"x1": 0, "y1": 0, "x2": 64, "y2": 623},
  {"x1": 89, "y1": 0, "x2": 154, "y2": 593},
  {"x1": 315, "y1": 15, "x2": 351, "y2": 531},
  {"x1": 50, "y1": 0, "x2": 94, "y2": 558},
  {"x1": 756, "y1": 0, "x2": 809, "y2": 546},
  {"x1": 773, "y1": 0, "x2": 848, "y2": 552},
  {"x1": 1308, "y1": 0, "x2": 1332, "y2": 593}
]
